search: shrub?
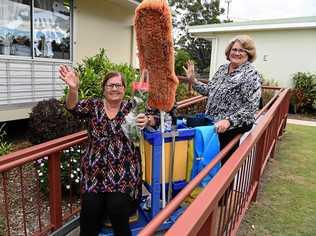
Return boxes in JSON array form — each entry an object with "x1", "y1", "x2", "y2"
[
  {"x1": 69, "y1": 48, "x2": 111, "y2": 99},
  {"x1": 65, "y1": 48, "x2": 139, "y2": 100},
  {"x1": 0, "y1": 123, "x2": 12, "y2": 156},
  {"x1": 29, "y1": 99, "x2": 84, "y2": 195},
  {"x1": 176, "y1": 83, "x2": 190, "y2": 101},
  {"x1": 35, "y1": 146, "x2": 82, "y2": 195},
  {"x1": 175, "y1": 81, "x2": 207, "y2": 116},
  {"x1": 291, "y1": 72, "x2": 316, "y2": 113},
  {"x1": 29, "y1": 98, "x2": 83, "y2": 145},
  {"x1": 177, "y1": 98, "x2": 207, "y2": 116},
  {"x1": 261, "y1": 76, "x2": 278, "y2": 106}
]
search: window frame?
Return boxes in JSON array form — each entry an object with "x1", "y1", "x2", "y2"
[{"x1": 0, "y1": 0, "x2": 73, "y2": 62}]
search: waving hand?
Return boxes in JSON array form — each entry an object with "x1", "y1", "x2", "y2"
[
  {"x1": 183, "y1": 60, "x2": 197, "y2": 83},
  {"x1": 58, "y1": 65, "x2": 79, "y2": 109},
  {"x1": 59, "y1": 65, "x2": 79, "y2": 90}
]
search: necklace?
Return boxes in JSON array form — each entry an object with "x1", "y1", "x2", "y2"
[
  {"x1": 103, "y1": 99, "x2": 120, "y2": 119},
  {"x1": 229, "y1": 63, "x2": 239, "y2": 74}
]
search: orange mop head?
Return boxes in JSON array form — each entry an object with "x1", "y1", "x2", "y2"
[{"x1": 134, "y1": 0, "x2": 178, "y2": 112}]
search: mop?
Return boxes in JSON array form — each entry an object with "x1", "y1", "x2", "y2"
[{"x1": 135, "y1": 0, "x2": 178, "y2": 208}]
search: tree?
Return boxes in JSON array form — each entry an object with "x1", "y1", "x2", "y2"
[
  {"x1": 175, "y1": 49, "x2": 192, "y2": 76},
  {"x1": 169, "y1": 0, "x2": 225, "y2": 73}
]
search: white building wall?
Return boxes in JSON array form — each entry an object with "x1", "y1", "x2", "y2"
[
  {"x1": 0, "y1": 58, "x2": 69, "y2": 122},
  {"x1": 208, "y1": 29, "x2": 316, "y2": 88},
  {"x1": 74, "y1": 0, "x2": 136, "y2": 65}
]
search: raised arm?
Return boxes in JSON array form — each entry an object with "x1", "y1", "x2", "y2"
[
  {"x1": 183, "y1": 60, "x2": 198, "y2": 83},
  {"x1": 183, "y1": 60, "x2": 209, "y2": 96},
  {"x1": 58, "y1": 65, "x2": 79, "y2": 109}
]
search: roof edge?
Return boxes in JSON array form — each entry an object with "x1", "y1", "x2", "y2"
[
  {"x1": 188, "y1": 16, "x2": 316, "y2": 34},
  {"x1": 108, "y1": 0, "x2": 139, "y2": 9}
]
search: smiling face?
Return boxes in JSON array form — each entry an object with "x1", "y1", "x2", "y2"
[
  {"x1": 228, "y1": 41, "x2": 249, "y2": 67},
  {"x1": 103, "y1": 75, "x2": 125, "y2": 103}
]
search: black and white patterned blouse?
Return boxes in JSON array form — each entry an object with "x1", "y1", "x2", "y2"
[{"x1": 193, "y1": 61, "x2": 261, "y2": 128}]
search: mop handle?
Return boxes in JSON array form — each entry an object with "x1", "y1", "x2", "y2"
[
  {"x1": 160, "y1": 111, "x2": 166, "y2": 208},
  {"x1": 167, "y1": 129, "x2": 176, "y2": 203}
]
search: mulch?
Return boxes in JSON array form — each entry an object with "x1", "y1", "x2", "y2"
[{"x1": 1, "y1": 139, "x2": 80, "y2": 235}]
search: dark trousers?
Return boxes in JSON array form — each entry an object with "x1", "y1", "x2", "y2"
[
  {"x1": 80, "y1": 192, "x2": 135, "y2": 236},
  {"x1": 218, "y1": 124, "x2": 253, "y2": 206},
  {"x1": 218, "y1": 124, "x2": 253, "y2": 165}
]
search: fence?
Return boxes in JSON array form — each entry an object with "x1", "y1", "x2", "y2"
[
  {"x1": 0, "y1": 131, "x2": 87, "y2": 235},
  {"x1": 139, "y1": 87, "x2": 290, "y2": 235},
  {"x1": 0, "y1": 86, "x2": 290, "y2": 235}
]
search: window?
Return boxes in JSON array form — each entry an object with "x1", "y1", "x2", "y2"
[
  {"x1": 0, "y1": 0, "x2": 71, "y2": 60},
  {"x1": 34, "y1": 0, "x2": 71, "y2": 59},
  {"x1": 0, "y1": 0, "x2": 31, "y2": 56}
]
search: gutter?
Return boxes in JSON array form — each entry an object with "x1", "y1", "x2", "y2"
[{"x1": 188, "y1": 22, "x2": 316, "y2": 35}]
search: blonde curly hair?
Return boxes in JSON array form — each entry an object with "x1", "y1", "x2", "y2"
[{"x1": 225, "y1": 35, "x2": 257, "y2": 62}]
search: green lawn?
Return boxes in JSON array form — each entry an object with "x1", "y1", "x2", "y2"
[{"x1": 238, "y1": 124, "x2": 316, "y2": 236}]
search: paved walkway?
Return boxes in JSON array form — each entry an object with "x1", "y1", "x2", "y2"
[{"x1": 287, "y1": 118, "x2": 316, "y2": 127}]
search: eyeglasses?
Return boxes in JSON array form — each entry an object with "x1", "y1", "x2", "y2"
[
  {"x1": 105, "y1": 83, "x2": 124, "y2": 89},
  {"x1": 231, "y1": 48, "x2": 248, "y2": 54}
]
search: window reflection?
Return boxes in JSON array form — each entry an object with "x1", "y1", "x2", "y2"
[
  {"x1": 34, "y1": 0, "x2": 71, "y2": 59},
  {"x1": 0, "y1": 0, "x2": 31, "y2": 56}
]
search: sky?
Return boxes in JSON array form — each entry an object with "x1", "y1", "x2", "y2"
[{"x1": 219, "y1": 0, "x2": 316, "y2": 21}]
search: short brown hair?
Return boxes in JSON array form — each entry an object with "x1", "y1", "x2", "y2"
[
  {"x1": 101, "y1": 72, "x2": 126, "y2": 95},
  {"x1": 225, "y1": 35, "x2": 256, "y2": 62}
]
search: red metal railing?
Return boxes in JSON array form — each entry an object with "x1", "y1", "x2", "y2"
[
  {"x1": 0, "y1": 132, "x2": 87, "y2": 235},
  {"x1": 0, "y1": 86, "x2": 289, "y2": 235},
  {"x1": 139, "y1": 87, "x2": 291, "y2": 235}
]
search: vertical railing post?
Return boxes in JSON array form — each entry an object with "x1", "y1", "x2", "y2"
[
  {"x1": 2, "y1": 172, "x2": 11, "y2": 236},
  {"x1": 251, "y1": 131, "x2": 267, "y2": 202},
  {"x1": 269, "y1": 116, "x2": 277, "y2": 159},
  {"x1": 48, "y1": 152, "x2": 62, "y2": 230},
  {"x1": 282, "y1": 94, "x2": 288, "y2": 132},
  {"x1": 282, "y1": 91, "x2": 291, "y2": 132},
  {"x1": 197, "y1": 209, "x2": 218, "y2": 236}
]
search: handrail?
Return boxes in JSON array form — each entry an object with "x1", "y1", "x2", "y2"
[
  {"x1": 139, "y1": 87, "x2": 290, "y2": 235},
  {"x1": 0, "y1": 131, "x2": 87, "y2": 172},
  {"x1": 256, "y1": 88, "x2": 283, "y2": 117},
  {"x1": 0, "y1": 85, "x2": 285, "y2": 235},
  {"x1": 138, "y1": 134, "x2": 241, "y2": 236},
  {"x1": 262, "y1": 85, "x2": 283, "y2": 90},
  {"x1": 178, "y1": 75, "x2": 283, "y2": 91},
  {"x1": 0, "y1": 131, "x2": 88, "y2": 235},
  {"x1": 176, "y1": 95, "x2": 204, "y2": 106},
  {"x1": 176, "y1": 96, "x2": 207, "y2": 109},
  {"x1": 167, "y1": 88, "x2": 290, "y2": 235}
]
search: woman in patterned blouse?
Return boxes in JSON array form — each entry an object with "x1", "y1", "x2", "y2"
[
  {"x1": 59, "y1": 66, "x2": 151, "y2": 236},
  {"x1": 184, "y1": 35, "x2": 261, "y2": 164}
]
